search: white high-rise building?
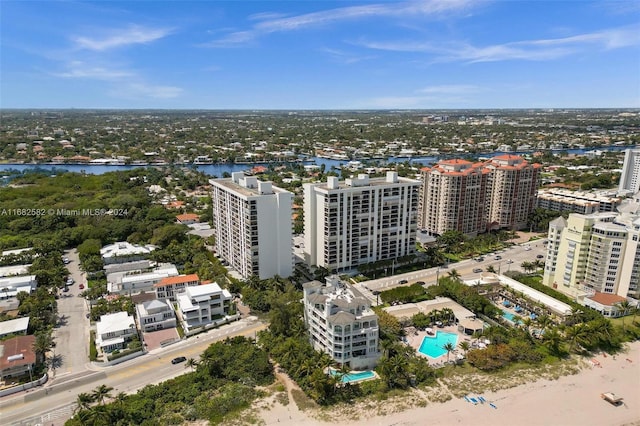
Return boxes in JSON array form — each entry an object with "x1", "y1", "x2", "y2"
[
  {"x1": 210, "y1": 173, "x2": 293, "y2": 280},
  {"x1": 619, "y1": 149, "x2": 640, "y2": 195},
  {"x1": 303, "y1": 276, "x2": 380, "y2": 369},
  {"x1": 543, "y1": 207, "x2": 640, "y2": 300},
  {"x1": 303, "y1": 172, "x2": 419, "y2": 271}
]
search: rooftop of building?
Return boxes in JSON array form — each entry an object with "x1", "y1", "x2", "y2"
[
  {"x1": 154, "y1": 273, "x2": 199, "y2": 288},
  {"x1": 96, "y1": 311, "x2": 135, "y2": 335},
  {"x1": 209, "y1": 173, "x2": 291, "y2": 198},
  {"x1": 100, "y1": 242, "x2": 155, "y2": 258},
  {"x1": 587, "y1": 292, "x2": 627, "y2": 306},
  {"x1": 0, "y1": 317, "x2": 30, "y2": 336},
  {"x1": 0, "y1": 334, "x2": 36, "y2": 371}
]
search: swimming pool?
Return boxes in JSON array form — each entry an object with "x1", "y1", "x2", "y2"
[
  {"x1": 418, "y1": 332, "x2": 459, "y2": 358},
  {"x1": 502, "y1": 311, "x2": 521, "y2": 324},
  {"x1": 329, "y1": 369, "x2": 376, "y2": 383}
]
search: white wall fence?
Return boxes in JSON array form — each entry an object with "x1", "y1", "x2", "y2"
[{"x1": 0, "y1": 373, "x2": 48, "y2": 398}]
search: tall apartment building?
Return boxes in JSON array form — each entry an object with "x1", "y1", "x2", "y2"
[
  {"x1": 418, "y1": 155, "x2": 540, "y2": 235},
  {"x1": 536, "y1": 188, "x2": 622, "y2": 215},
  {"x1": 302, "y1": 276, "x2": 380, "y2": 369},
  {"x1": 418, "y1": 159, "x2": 488, "y2": 236},
  {"x1": 210, "y1": 173, "x2": 293, "y2": 280},
  {"x1": 303, "y1": 172, "x2": 419, "y2": 271},
  {"x1": 484, "y1": 155, "x2": 541, "y2": 231},
  {"x1": 543, "y1": 209, "x2": 640, "y2": 300},
  {"x1": 619, "y1": 149, "x2": 640, "y2": 195}
]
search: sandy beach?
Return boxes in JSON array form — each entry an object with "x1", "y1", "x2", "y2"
[{"x1": 258, "y1": 341, "x2": 640, "y2": 426}]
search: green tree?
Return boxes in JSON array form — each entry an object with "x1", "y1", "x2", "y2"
[
  {"x1": 92, "y1": 384, "x2": 114, "y2": 405},
  {"x1": 442, "y1": 342, "x2": 455, "y2": 362}
]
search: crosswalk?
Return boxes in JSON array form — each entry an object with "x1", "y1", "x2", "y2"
[{"x1": 12, "y1": 403, "x2": 75, "y2": 426}]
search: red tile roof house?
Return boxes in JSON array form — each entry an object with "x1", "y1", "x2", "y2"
[
  {"x1": 154, "y1": 274, "x2": 199, "y2": 301},
  {"x1": 583, "y1": 292, "x2": 630, "y2": 318},
  {"x1": 0, "y1": 335, "x2": 37, "y2": 381},
  {"x1": 176, "y1": 213, "x2": 200, "y2": 225}
]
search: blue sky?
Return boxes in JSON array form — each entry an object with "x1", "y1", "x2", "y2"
[{"x1": 1, "y1": 1, "x2": 639, "y2": 109}]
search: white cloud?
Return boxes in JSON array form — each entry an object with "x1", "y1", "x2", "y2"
[
  {"x1": 72, "y1": 25, "x2": 172, "y2": 51},
  {"x1": 54, "y1": 61, "x2": 133, "y2": 80},
  {"x1": 319, "y1": 47, "x2": 376, "y2": 64},
  {"x1": 206, "y1": 0, "x2": 475, "y2": 47},
  {"x1": 110, "y1": 83, "x2": 183, "y2": 99},
  {"x1": 357, "y1": 25, "x2": 640, "y2": 63},
  {"x1": 419, "y1": 84, "x2": 483, "y2": 94}
]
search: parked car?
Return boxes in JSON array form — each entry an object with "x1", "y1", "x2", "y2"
[
  {"x1": 476, "y1": 257, "x2": 485, "y2": 262},
  {"x1": 399, "y1": 279, "x2": 408, "y2": 284},
  {"x1": 79, "y1": 283, "x2": 84, "y2": 290},
  {"x1": 473, "y1": 268, "x2": 483, "y2": 273},
  {"x1": 495, "y1": 255, "x2": 502, "y2": 260},
  {"x1": 537, "y1": 254, "x2": 544, "y2": 259},
  {"x1": 62, "y1": 257, "x2": 70, "y2": 264},
  {"x1": 171, "y1": 356, "x2": 187, "y2": 364}
]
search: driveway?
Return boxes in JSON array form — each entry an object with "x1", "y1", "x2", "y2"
[{"x1": 51, "y1": 249, "x2": 90, "y2": 378}]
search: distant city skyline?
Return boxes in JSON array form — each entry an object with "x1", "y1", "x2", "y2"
[{"x1": 1, "y1": 1, "x2": 639, "y2": 109}]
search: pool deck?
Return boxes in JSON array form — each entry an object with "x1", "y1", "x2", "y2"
[{"x1": 405, "y1": 325, "x2": 470, "y2": 366}]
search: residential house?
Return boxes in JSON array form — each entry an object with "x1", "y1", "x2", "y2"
[
  {"x1": 154, "y1": 274, "x2": 199, "y2": 301},
  {"x1": 176, "y1": 213, "x2": 200, "y2": 225},
  {"x1": 95, "y1": 312, "x2": 137, "y2": 353},
  {"x1": 0, "y1": 335, "x2": 36, "y2": 380},
  {"x1": 101, "y1": 242, "x2": 155, "y2": 265},
  {"x1": 0, "y1": 317, "x2": 30, "y2": 339},
  {"x1": 176, "y1": 283, "x2": 232, "y2": 332},
  {"x1": 136, "y1": 300, "x2": 176, "y2": 332}
]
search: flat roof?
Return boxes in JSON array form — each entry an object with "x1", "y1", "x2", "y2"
[
  {"x1": 96, "y1": 312, "x2": 134, "y2": 335},
  {"x1": 494, "y1": 275, "x2": 571, "y2": 316},
  {"x1": 0, "y1": 317, "x2": 30, "y2": 336},
  {"x1": 0, "y1": 265, "x2": 32, "y2": 277}
]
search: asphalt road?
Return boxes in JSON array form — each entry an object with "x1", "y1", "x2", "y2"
[
  {"x1": 354, "y1": 240, "x2": 547, "y2": 304},
  {"x1": 0, "y1": 319, "x2": 267, "y2": 426},
  {"x1": 52, "y1": 249, "x2": 90, "y2": 378}
]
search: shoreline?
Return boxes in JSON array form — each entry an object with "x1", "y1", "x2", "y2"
[{"x1": 258, "y1": 341, "x2": 640, "y2": 426}]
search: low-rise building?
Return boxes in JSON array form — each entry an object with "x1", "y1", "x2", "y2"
[
  {"x1": 536, "y1": 188, "x2": 622, "y2": 214},
  {"x1": 582, "y1": 292, "x2": 630, "y2": 318},
  {"x1": 0, "y1": 335, "x2": 36, "y2": 380},
  {"x1": 302, "y1": 276, "x2": 380, "y2": 370},
  {"x1": 136, "y1": 300, "x2": 176, "y2": 332},
  {"x1": 107, "y1": 264, "x2": 179, "y2": 294},
  {"x1": 0, "y1": 317, "x2": 30, "y2": 339},
  {"x1": 0, "y1": 264, "x2": 32, "y2": 278},
  {"x1": 101, "y1": 242, "x2": 156, "y2": 265},
  {"x1": 177, "y1": 283, "x2": 232, "y2": 332},
  {"x1": 95, "y1": 312, "x2": 137, "y2": 353},
  {"x1": 0, "y1": 275, "x2": 37, "y2": 299},
  {"x1": 154, "y1": 274, "x2": 199, "y2": 301},
  {"x1": 176, "y1": 213, "x2": 200, "y2": 225}
]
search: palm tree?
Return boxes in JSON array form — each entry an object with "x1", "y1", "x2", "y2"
[
  {"x1": 458, "y1": 341, "x2": 470, "y2": 355},
  {"x1": 185, "y1": 357, "x2": 199, "y2": 371},
  {"x1": 542, "y1": 328, "x2": 563, "y2": 357},
  {"x1": 486, "y1": 265, "x2": 497, "y2": 273},
  {"x1": 92, "y1": 384, "x2": 113, "y2": 405},
  {"x1": 75, "y1": 392, "x2": 95, "y2": 413},
  {"x1": 520, "y1": 261, "x2": 534, "y2": 274},
  {"x1": 447, "y1": 269, "x2": 461, "y2": 281},
  {"x1": 566, "y1": 323, "x2": 589, "y2": 352},
  {"x1": 616, "y1": 301, "x2": 632, "y2": 331},
  {"x1": 442, "y1": 342, "x2": 456, "y2": 362},
  {"x1": 295, "y1": 357, "x2": 317, "y2": 378},
  {"x1": 535, "y1": 315, "x2": 553, "y2": 334},
  {"x1": 32, "y1": 331, "x2": 53, "y2": 364}
]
